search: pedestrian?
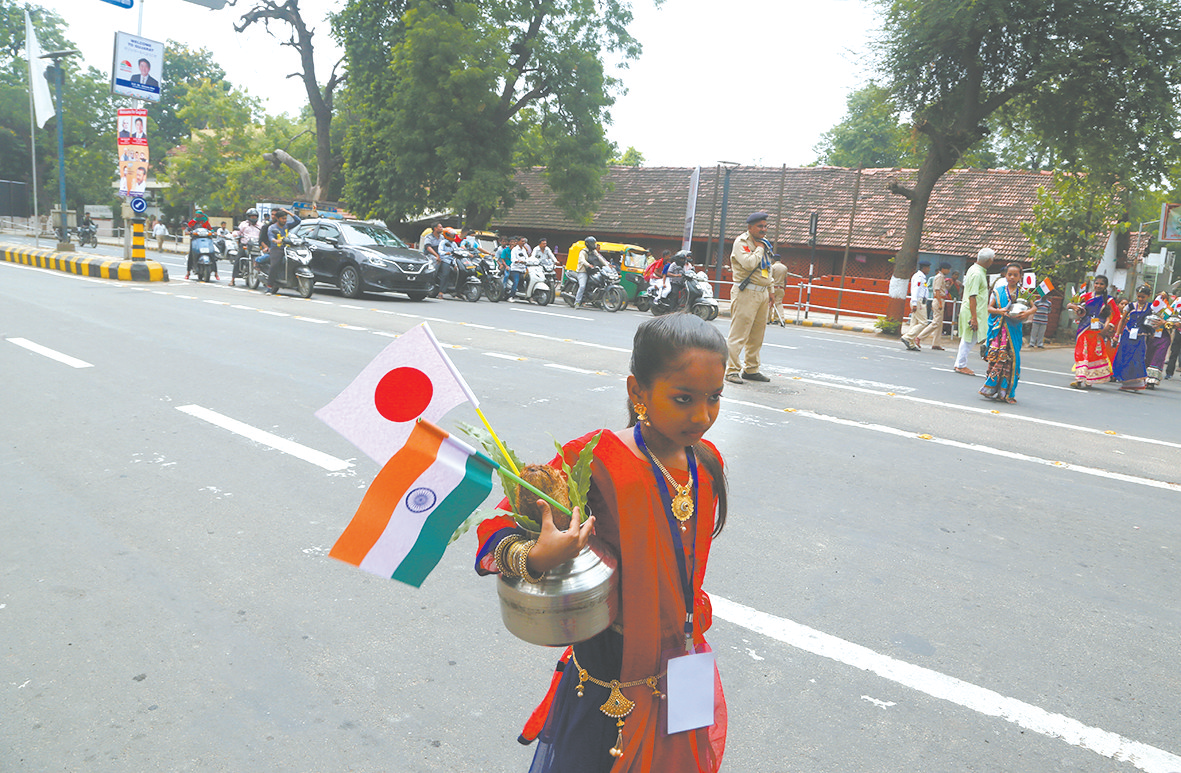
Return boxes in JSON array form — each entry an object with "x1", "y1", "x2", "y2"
[
  {"x1": 725, "y1": 211, "x2": 773, "y2": 384},
  {"x1": 979, "y1": 263, "x2": 1035, "y2": 403},
  {"x1": 946, "y1": 270, "x2": 963, "y2": 336},
  {"x1": 1144, "y1": 293, "x2": 1172, "y2": 388},
  {"x1": 152, "y1": 219, "x2": 168, "y2": 252},
  {"x1": 900, "y1": 259, "x2": 932, "y2": 351},
  {"x1": 1066, "y1": 275, "x2": 1119, "y2": 388},
  {"x1": 476, "y1": 312, "x2": 729, "y2": 772},
  {"x1": 1029, "y1": 291, "x2": 1053, "y2": 347},
  {"x1": 1111, "y1": 284, "x2": 1152, "y2": 392},
  {"x1": 767, "y1": 255, "x2": 788, "y2": 325},
  {"x1": 953, "y1": 248, "x2": 996, "y2": 375},
  {"x1": 1165, "y1": 295, "x2": 1181, "y2": 379}
]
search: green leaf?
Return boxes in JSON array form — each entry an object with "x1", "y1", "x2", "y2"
[{"x1": 555, "y1": 431, "x2": 602, "y2": 523}]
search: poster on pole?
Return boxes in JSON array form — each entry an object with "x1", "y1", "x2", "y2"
[
  {"x1": 111, "y1": 32, "x2": 163, "y2": 102},
  {"x1": 116, "y1": 107, "x2": 149, "y2": 198},
  {"x1": 1160, "y1": 203, "x2": 1181, "y2": 242},
  {"x1": 681, "y1": 166, "x2": 700, "y2": 252}
]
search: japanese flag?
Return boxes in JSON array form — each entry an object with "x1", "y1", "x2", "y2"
[
  {"x1": 1022, "y1": 271, "x2": 1036, "y2": 289},
  {"x1": 316, "y1": 323, "x2": 478, "y2": 465}
]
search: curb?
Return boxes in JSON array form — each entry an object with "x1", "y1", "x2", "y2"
[{"x1": 1, "y1": 243, "x2": 169, "y2": 282}]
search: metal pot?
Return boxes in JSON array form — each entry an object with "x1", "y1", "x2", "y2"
[
  {"x1": 497, "y1": 536, "x2": 619, "y2": 647},
  {"x1": 1008, "y1": 300, "x2": 1030, "y2": 315}
]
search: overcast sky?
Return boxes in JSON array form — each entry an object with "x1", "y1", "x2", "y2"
[{"x1": 49, "y1": 0, "x2": 881, "y2": 167}]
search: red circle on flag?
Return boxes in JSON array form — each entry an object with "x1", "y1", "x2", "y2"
[{"x1": 374, "y1": 367, "x2": 433, "y2": 422}]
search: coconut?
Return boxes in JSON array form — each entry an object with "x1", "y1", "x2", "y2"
[{"x1": 516, "y1": 464, "x2": 572, "y2": 530}]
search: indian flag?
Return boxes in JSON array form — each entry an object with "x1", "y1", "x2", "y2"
[
  {"x1": 330, "y1": 419, "x2": 495, "y2": 587},
  {"x1": 1036, "y1": 278, "x2": 1054, "y2": 297}
]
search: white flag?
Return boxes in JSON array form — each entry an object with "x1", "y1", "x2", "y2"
[{"x1": 25, "y1": 11, "x2": 55, "y2": 129}]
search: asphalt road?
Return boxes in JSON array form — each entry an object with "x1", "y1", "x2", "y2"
[{"x1": 2, "y1": 248, "x2": 1179, "y2": 773}]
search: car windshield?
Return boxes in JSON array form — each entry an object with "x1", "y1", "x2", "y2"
[{"x1": 339, "y1": 222, "x2": 407, "y2": 248}]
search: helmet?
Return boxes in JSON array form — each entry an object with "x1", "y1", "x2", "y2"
[
  {"x1": 673, "y1": 249, "x2": 692, "y2": 265},
  {"x1": 585, "y1": 237, "x2": 597, "y2": 247},
  {"x1": 246, "y1": 208, "x2": 259, "y2": 219}
]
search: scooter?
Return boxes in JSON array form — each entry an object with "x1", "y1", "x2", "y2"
[
  {"x1": 238, "y1": 238, "x2": 263, "y2": 288},
  {"x1": 430, "y1": 250, "x2": 484, "y2": 302},
  {"x1": 189, "y1": 227, "x2": 219, "y2": 282},
  {"x1": 645, "y1": 269, "x2": 719, "y2": 320},
  {"x1": 560, "y1": 263, "x2": 626, "y2": 312},
  {"x1": 261, "y1": 233, "x2": 315, "y2": 297},
  {"x1": 76, "y1": 223, "x2": 98, "y2": 248},
  {"x1": 508, "y1": 255, "x2": 555, "y2": 305},
  {"x1": 476, "y1": 252, "x2": 504, "y2": 302}
]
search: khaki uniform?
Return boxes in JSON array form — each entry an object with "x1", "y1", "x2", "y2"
[
  {"x1": 912, "y1": 271, "x2": 948, "y2": 347},
  {"x1": 726, "y1": 231, "x2": 771, "y2": 377},
  {"x1": 767, "y1": 261, "x2": 788, "y2": 323}
]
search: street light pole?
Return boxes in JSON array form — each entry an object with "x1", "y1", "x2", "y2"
[{"x1": 41, "y1": 49, "x2": 80, "y2": 251}]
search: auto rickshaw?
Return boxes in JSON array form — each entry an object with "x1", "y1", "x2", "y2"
[{"x1": 566, "y1": 240, "x2": 652, "y2": 310}]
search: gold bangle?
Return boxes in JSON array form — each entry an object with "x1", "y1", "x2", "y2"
[
  {"x1": 516, "y1": 539, "x2": 544, "y2": 583},
  {"x1": 494, "y1": 534, "x2": 522, "y2": 577}
]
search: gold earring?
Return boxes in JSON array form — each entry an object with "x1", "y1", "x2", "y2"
[{"x1": 634, "y1": 403, "x2": 650, "y2": 426}]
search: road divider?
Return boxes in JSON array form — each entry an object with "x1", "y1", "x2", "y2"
[{"x1": 1, "y1": 243, "x2": 168, "y2": 282}]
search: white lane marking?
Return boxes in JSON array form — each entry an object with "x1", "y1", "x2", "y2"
[
  {"x1": 0, "y1": 260, "x2": 110, "y2": 284},
  {"x1": 339, "y1": 304, "x2": 364, "y2": 310},
  {"x1": 1021, "y1": 380, "x2": 1087, "y2": 392},
  {"x1": 929, "y1": 366, "x2": 1082, "y2": 392},
  {"x1": 1023, "y1": 366, "x2": 1075, "y2": 376},
  {"x1": 6, "y1": 337, "x2": 94, "y2": 368},
  {"x1": 485, "y1": 352, "x2": 526, "y2": 361},
  {"x1": 801, "y1": 333, "x2": 897, "y2": 351},
  {"x1": 725, "y1": 396, "x2": 1181, "y2": 493},
  {"x1": 773, "y1": 368, "x2": 914, "y2": 393},
  {"x1": 176, "y1": 405, "x2": 351, "y2": 472},
  {"x1": 175, "y1": 294, "x2": 196, "y2": 299},
  {"x1": 338, "y1": 324, "x2": 367, "y2": 331},
  {"x1": 372, "y1": 331, "x2": 398, "y2": 338},
  {"x1": 711, "y1": 594, "x2": 1181, "y2": 773},
  {"x1": 763, "y1": 343, "x2": 799, "y2": 350},
  {"x1": 154, "y1": 291, "x2": 172, "y2": 295},
  {"x1": 204, "y1": 300, "x2": 229, "y2": 306},
  {"x1": 780, "y1": 373, "x2": 1181, "y2": 452},
  {"x1": 309, "y1": 299, "x2": 332, "y2": 305},
  {"x1": 230, "y1": 304, "x2": 254, "y2": 310},
  {"x1": 259, "y1": 310, "x2": 289, "y2": 317},
  {"x1": 545, "y1": 363, "x2": 598, "y2": 375},
  {"x1": 511, "y1": 308, "x2": 593, "y2": 321},
  {"x1": 293, "y1": 316, "x2": 330, "y2": 324}
]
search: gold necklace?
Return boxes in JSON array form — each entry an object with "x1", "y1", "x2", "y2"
[{"x1": 648, "y1": 452, "x2": 694, "y2": 528}]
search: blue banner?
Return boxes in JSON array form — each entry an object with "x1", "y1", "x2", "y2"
[{"x1": 99, "y1": 0, "x2": 134, "y2": 8}]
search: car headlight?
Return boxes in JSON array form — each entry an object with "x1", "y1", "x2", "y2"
[{"x1": 362, "y1": 255, "x2": 390, "y2": 268}]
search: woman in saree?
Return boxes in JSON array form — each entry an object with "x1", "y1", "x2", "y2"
[
  {"x1": 979, "y1": 263, "x2": 1035, "y2": 403},
  {"x1": 1111, "y1": 285, "x2": 1153, "y2": 391},
  {"x1": 1067, "y1": 274, "x2": 1119, "y2": 388},
  {"x1": 1145, "y1": 292, "x2": 1173, "y2": 388},
  {"x1": 476, "y1": 313, "x2": 728, "y2": 773}
]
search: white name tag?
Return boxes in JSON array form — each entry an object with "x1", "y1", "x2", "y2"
[
  {"x1": 666, "y1": 651, "x2": 715, "y2": 734},
  {"x1": 1129, "y1": 327, "x2": 1139, "y2": 340},
  {"x1": 1090, "y1": 319, "x2": 1102, "y2": 330},
  {"x1": 1156, "y1": 330, "x2": 1164, "y2": 338}
]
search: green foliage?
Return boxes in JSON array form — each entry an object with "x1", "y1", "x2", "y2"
[
  {"x1": 454, "y1": 420, "x2": 528, "y2": 518},
  {"x1": 150, "y1": 44, "x2": 228, "y2": 151},
  {"x1": 553, "y1": 431, "x2": 601, "y2": 523},
  {"x1": 611, "y1": 146, "x2": 645, "y2": 167},
  {"x1": 1020, "y1": 172, "x2": 1128, "y2": 289},
  {"x1": 874, "y1": 316, "x2": 902, "y2": 336},
  {"x1": 338, "y1": 0, "x2": 643, "y2": 228},
  {"x1": 814, "y1": 84, "x2": 923, "y2": 168}
]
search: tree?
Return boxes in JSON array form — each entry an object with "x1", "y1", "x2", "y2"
[
  {"x1": 1020, "y1": 172, "x2": 1127, "y2": 290},
  {"x1": 876, "y1": 0, "x2": 1181, "y2": 313},
  {"x1": 813, "y1": 83, "x2": 921, "y2": 168},
  {"x1": 234, "y1": 0, "x2": 344, "y2": 204},
  {"x1": 336, "y1": 0, "x2": 643, "y2": 228},
  {"x1": 149, "y1": 44, "x2": 227, "y2": 152},
  {"x1": 611, "y1": 146, "x2": 645, "y2": 167}
]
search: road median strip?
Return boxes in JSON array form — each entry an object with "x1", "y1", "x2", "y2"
[{"x1": 1, "y1": 243, "x2": 169, "y2": 282}]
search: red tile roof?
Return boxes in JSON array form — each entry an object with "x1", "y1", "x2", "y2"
[{"x1": 492, "y1": 165, "x2": 1062, "y2": 263}]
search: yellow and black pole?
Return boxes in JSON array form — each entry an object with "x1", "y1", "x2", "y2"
[{"x1": 131, "y1": 218, "x2": 146, "y2": 261}]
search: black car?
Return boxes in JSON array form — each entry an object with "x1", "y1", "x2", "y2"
[{"x1": 290, "y1": 219, "x2": 436, "y2": 300}]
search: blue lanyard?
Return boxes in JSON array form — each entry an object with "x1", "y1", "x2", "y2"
[{"x1": 633, "y1": 423, "x2": 698, "y2": 647}]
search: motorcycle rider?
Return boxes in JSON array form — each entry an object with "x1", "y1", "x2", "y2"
[
  {"x1": 506, "y1": 235, "x2": 529, "y2": 301},
  {"x1": 185, "y1": 208, "x2": 219, "y2": 281},
  {"x1": 437, "y1": 229, "x2": 458, "y2": 296},
  {"x1": 575, "y1": 236, "x2": 607, "y2": 307},
  {"x1": 231, "y1": 208, "x2": 264, "y2": 287},
  {"x1": 530, "y1": 237, "x2": 556, "y2": 270},
  {"x1": 265, "y1": 208, "x2": 300, "y2": 294}
]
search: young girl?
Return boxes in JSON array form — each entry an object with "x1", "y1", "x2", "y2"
[
  {"x1": 1111, "y1": 285, "x2": 1152, "y2": 391},
  {"x1": 476, "y1": 313, "x2": 729, "y2": 772}
]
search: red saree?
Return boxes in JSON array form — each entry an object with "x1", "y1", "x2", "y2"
[{"x1": 477, "y1": 430, "x2": 727, "y2": 772}]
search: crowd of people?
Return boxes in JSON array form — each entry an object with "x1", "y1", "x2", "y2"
[{"x1": 915, "y1": 246, "x2": 1181, "y2": 404}]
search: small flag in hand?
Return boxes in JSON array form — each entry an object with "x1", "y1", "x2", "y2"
[
  {"x1": 1036, "y1": 278, "x2": 1054, "y2": 298},
  {"x1": 1022, "y1": 272, "x2": 1036, "y2": 290},
  {"x1": 316, "y1": 323, "x2": 478, "y2": 465},
  {"x1": 330, "y1": 419, "x2": 495, "y2": 587},
  {"x1": 1151, "y1": 297, "x2": 1167, "y2": 313}
]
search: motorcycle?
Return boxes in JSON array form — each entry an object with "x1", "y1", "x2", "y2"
[
  {"x1": 509, "y1": 255, "x2": 556, "y2": 305},
  {"x1": 189, "y1": 227, "x2": 219, "y2": 282},
  {"x1": 238, "y1": 238, "x2": 264, "y2": 289},
  {"x1": 76, "y1": 223, "x2": 98, "y2": 248},
  {"x1": 263, "y1": 233, "x2": 315, "y2": 297},
  {"x1": 476, "y1": 252, "x2": 504, "y2": 302},
  {"x1": 560, "y1": 263, "x2": 626, "y2": 312},
  {"x1": 430, "y1": 250, "x2": 484, "y2": 302},
  {"x1": 645, "y1": 268, "x2": 719, "y2": 321}
]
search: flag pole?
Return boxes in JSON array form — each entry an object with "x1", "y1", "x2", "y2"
[
  {"x1": 25, "y1": 12, "x2": 40, "y2": 246},
  {"x1": 474, "y1": 406, "x2": 521, "y2": 476},
  {"x1": 493, "y1": 461, "x2": 573, "y2": 517}
]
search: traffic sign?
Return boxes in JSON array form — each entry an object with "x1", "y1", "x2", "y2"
[
  {"x1": 99, "y1": 0, "x2": 134, "y2": 8},
  {"x1": 130, "y1": 196, "x2": 146, "y2": 213}
]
